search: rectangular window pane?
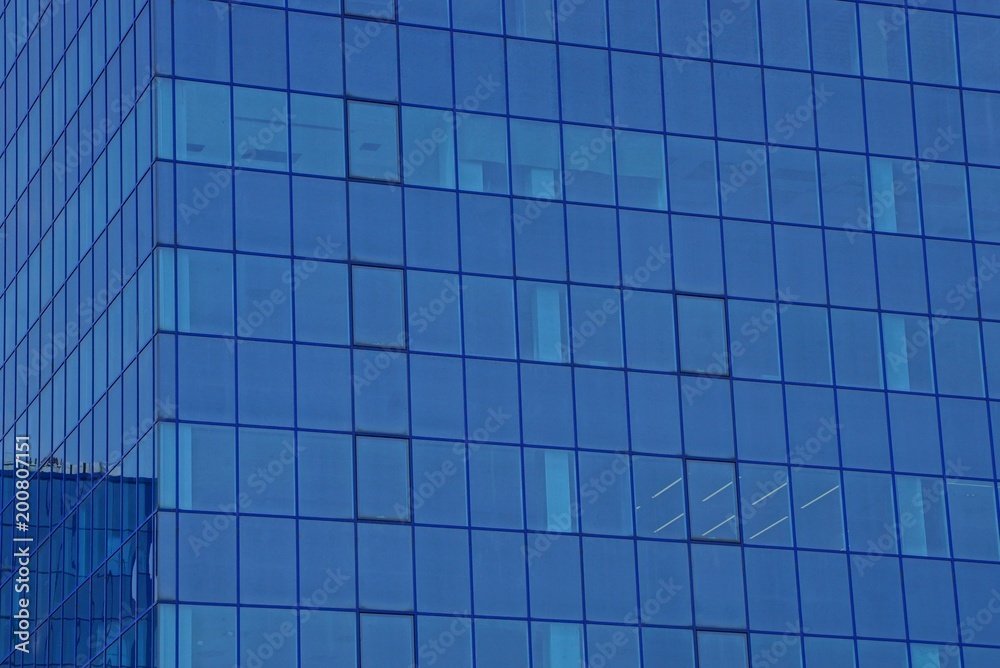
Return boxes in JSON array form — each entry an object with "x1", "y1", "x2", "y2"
[
  {"x1": 616, "y1": 130, "x2": 667, "y2": 211},
  {"x1": 739, "y1": 464, "x2": 791, "y2": 547},
  {"x1": 948, "y1": 480, "x2": 1000, "y2": 561},
  {"x1": 357, "y1": 437, "x2": 410, "y2": 521},
  {"x1": 507, "y1": 0, "x2": 554, "y2": 39},
  {"x1": 677, "y1": 296, "x2": 728, "y2": 375},
  {"x1": 687, "y1": 460, "x2": 739, "y2": 542},
  {"x1": 291, "y1": 93, "x2": 345, "y2": 177},
  {"x1": 175, "y1": 80, "x2": 231, "y2": 165},
  {"x1": 402, "y1": 106, "x2": 455, "y2": 188},
  {"x1": 896, "y1": 476, "x2": 950, "y2": 558},
  {"x1": 524, "y1": 448, "x2": 577, "y2": 532},
  {"x1": 792, "y1": 467, "x2": 844, "y2": 550},
  {"x1": 458, "y1": 114, "x2": 509, "y2": 194},
  {"x1": 352, "y1": 266, "x2": 404, "y2": 348},
  {"x1": 234, "y1": 86, "x2": 289, "y2": 170},
  {"x1": 633, "y1": 455, "x2": 686, "y2": 539},
  {"x1": 563, "y1": 125, "x2": 615, "y2": 205},
  {"x1": 511, "y1": 118, "x2": 561, "y2": 199},
  {"x1": 517, "y1": 281, "x2": 569, "y2": 363},
  {"x1": 348, "y1": 101, "x2": 400, "y2": 181},
  {"x1": 882, "y1": 313, "x2": 935, "y2": 392}
]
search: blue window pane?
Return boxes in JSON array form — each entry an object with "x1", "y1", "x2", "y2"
[
  {"x1": 525, "y1": 448, "x2": 578, "y2": 532},
  {"x1": 345, "y1": 20, "x2": 398, "y2": 101},
  {"x1": 507, "y1": 0, "x2": 554, "y2": 39},
  {"x1": 301, "y1": 611, "x2": 356, "y2": 665},
  {"x1": 352, "y1": 266, "x2": 404, "y2": 348},
  {"x1": 616, "y1": 131, "x2": 667, "y2": 211},
  {"x1": 531, "y1": 623, "x2": 584, "y2": 668},
  {"x1": 511, "y1": 119, "x2": 561, "y2": 199},
  {"x1": 739, "y1": 465, "x2": 792, "y2": 547},
  {"x1": 290, "y1": 94, "x2": 345, "y2": 177},
  {"x1": 563, "y1": 124, "x2": 615, "y2": 205},
  {"x1": 844, "y1": 471, "x2": 896, "y2": 553},
  {"x1": 673, "y1": 215, "x2": 724, "y2": 294},
  {"x1": 518, "y1": 282, "x2": 569, "y2": 363},
  {"x1": 473, "y1": 531, "x2": 528, "y2": 616},
  {"x1": 644, "y1": 629, "x2": 694, "y2": 668},
  {"x1": 177, "y1": 605, "x2": 236, "y2": 667},
  {"x1": 415, "y1": 528, "x2": 471, "y2": 613},
  {"x1": 780, "y1": 305, "x2": 831, "y2": 384},
  {"x1": 882, "y1": 314, "x2": 935, "y2": 392},
  {"x1": 360, "y1": 614, "x2": 413, "y2": 667},
  {"x1": 294, "y1": 260, "x2": 349, "y2": 345},
  {"x1": 792, "y1": 467, "x2": 844, "y2": 550},
  {"x1": 910, "y1": 9, "x2": 958, "y2": 85},
  {"x1": 578, "y1": 451, "x2": 632, "y2": 535},
  {"x1": 804, "y1": 638, "x2": 856, "y2": 668},
  {"x1": 691, "y1": 543, "x2": 746, "y2": 627},
  {"x1": 236, "y1": 254, "x2": 293, "y2": 340},
  {"x1": 948, "y1": 480, "x2": 1000, "y2": 561},
  {"x1": 667, "y1": 135, "x2": 718, "y2": 215},
  {"x1": 857, "y1": 641, "x2": 908, "y2": 668},
  {"x1": 569, "y1": 285, "x2": 623, "y2": 367},
  {"x1": 820, "y1": 151, "x2": 869, "y2": 230},
  {"x1": 469, "y1": 444, "x2": 523, "y2": 529},
  {"x1": 176, "y1": 250, "x2": 233, "y2": 335},
  {"x1": 233, "y1": 87, "x2": 289, "y2": 170},
  {"x1": 458, "y1": 114, "x2": 509, "y2": 194},
  {"x1": 297, "y1": 433, "x2": 354, "y2": 519},
  {"x1": 624, "y1": 291, "x2": 676, "y2": 372},
  {"x1": 686, "y1": 460, "x2": 738, "y2": 542},
  {"x1": 921, "y1": 162, "x2": 969, "y2": 239},
  {"x1": 357, "y1": 437, "x2": 410, "y2": 521},
  {"x1": 358, "y1": 524, "x2": 413, "y2": 610},
  {"x1": 633, "y1": 455, "x2": 685, "y2": 539},
  {"x1": 174, "y1": 80, "x2": 231, "y2": 166},
  {"x1": 810, "y1": 0, "x2": 859, "y2": 74},
  {"x1": 240, "y1": 517, "x2": 297, "y2": 605},
  {"x1": 719, "y1": 141, "x2": 770, "y2": 220},
  {"x1": 729, "y1": 300, "x2": 780, "y2": 381},
  {"x1": 401, "y1": 106, "x2": 455, "y2": 188},
  {"x1": 348, "y1": 101, "x2": 400, "y2": 182},
  {"x1": 860, "y1": 3, "x2": 909, "y2": 79},
  {"x1": 463, "y1": 276, "x2": 516, "y2": 358},
  {"x1": 933, "y1": 319, "x2": 984, "y2": 397},
  {"x1": 475, "y1": 620, "x2": 529, "y2": 668},
  {"x1": 677, "y1": 296, "x2": 728, "y2": 375},
  {"x1": 831, "y1": 309, "x2": 883, "y2": 389}
]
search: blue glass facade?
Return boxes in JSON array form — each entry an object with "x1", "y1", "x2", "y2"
[{"x1": 4, "y1": 0, "x2": 1000, "y2": 665}]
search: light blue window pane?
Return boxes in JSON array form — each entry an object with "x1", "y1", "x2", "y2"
[
  {"x1": 667, "y1": 135, "x2": 718, "y2": 215},
  {"x1": 687, "y1": 460, "x2": 739, "y2": 542},
  {"x1": 525, "y1": 448, "x2": 578, "y2": 532},
  {"x1": 240, "y1": 517, "x2": 297, "y2": 605},
  {"x1": 357, "y1": 437, "x2": 410, "y2": 521},
  {"x1": 780, "y1": 305, "x2": 831, "y2": 384},
  {"x1": 511, "y1": 118, "x2": 562, "y2": 199},
  {"x1": 965, "y1": 647, "x2": 1000, "y2": 668},
  {"x1": 348, "y1": 101, "x2": 400, "y2": 181},
  {"x1": 860, "y1": 3, "x2": 909, "y2": 79},
  {"x1": 290, "y1": 93, "x2": 345, "y2": 177},
  {"x1": 360, "y1": 614, "x2": 413, "y2": 667},
  {"x1": 739, "y1": 464, "x2": 792, "y2": 547},
  {"x1": 697, "y1": 632, "x2": 748, "y2": 666},
  {"x1": 633, "y1": 455, "x2": 686, "y2": 539},
  {"x1": 882, "y1": 314, "x2": 935, "y2": 393},
  {"x1": 176, "y1": 249, "x2": 233, "y2": 335},
  {"x1": 531, "y1": 623, "x2": 584, "y2": 668},
  {"x1": 352, "y1": 265, "x2": 404, "y2": 348},
  {"x1": 517, "y1": 282, "x2": 569, "y2": 363},
  {"x1": 234, "y1": 87, "x2": 289, "y2": 170},
  {"x1": 177, "y1": 605, "x2": 236, "y2": 668},
  {"x1": 616, "y1": 130, "x2": 667, "y2": 211},
  {"x1": 728, "y1": 300, "x2": 780, "y2": 381},
  {"x1": 870, "y1": 157, "x2": 921, "y2": 234},
  {"x1": 458, "y1": 114, "x2": 509, "y2": 194},
  {"x1": 971, "y1": 166, "x2": 1000, "y2": 242},
  {"x1": 896, "y1": 476, "x2": 950, "y2": 558},
  {"x1": 570, "y1": 285, "x2": 623, "y2": 367},
  {"x1": 174, "y1": 80, "x2": 231, "y2": 165},
  {"x1": 719, "y1": 141, "x2": 770, "y2": 220},
  {"x1": 831, "y1": 309, "x2": 883, "y2": 389},
  {"x1": 948, "y1": 480, "x2": 1000, "y2": 561},
  {"x1": 177, "y1": 424, "x2": 235, "y2": 511},
  {"x1": 912, "y1": 645, "x2": 962, "y2": 668},
  {"x1": 792, "y1": 467, "x2": 845, "y2": 550},
  {"x1": 965, "y1": 91, "x2": 1000, "y2": 168},
  {"x1": 586, "y1": 625, "x2": 639, "y2": 666},
  {"x1": 921, "y1": 162, "x2": 969, "y2": 239},
  {"x1": 402, "y1": 106, "x2": 455, "y2": 188},
  {"x1": 677, "y1": 296, "x2": 728, "y2": 375},
  {"x1": 507, "y1": 0, "x2": 554, "y2": 39},
  {"x1": 563, "y1": 124, "x2": 615, "y2": 205}
]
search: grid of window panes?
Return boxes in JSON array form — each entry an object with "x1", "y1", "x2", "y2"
[
  {"x1": 0, "y1": 0, "x2": 160, "y2": 665},
  {"x1": 11, "y1": 0, "x2": 1000, "y2": 665}
]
